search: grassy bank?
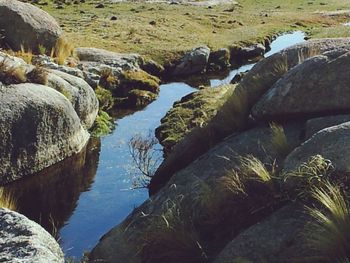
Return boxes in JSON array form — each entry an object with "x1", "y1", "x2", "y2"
[{"x1": 38, "y1": 0, "x2": 350, "y2": 64}]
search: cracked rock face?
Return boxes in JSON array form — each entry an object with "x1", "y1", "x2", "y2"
[
  {"x1": 0, "y1": 0, "x2": 62, "y2": 51},
  {"x1": 0, "y1": 208, "x2": 64, "y2": 263}
]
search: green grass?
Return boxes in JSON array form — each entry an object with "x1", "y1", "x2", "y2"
[
  {"x1": 36, "y1": 0, "x2": 350, "y2": 64},
  {"x1": 90, "y1": 110, "x2": 114, "y2": 137},
  {"x1": 305, "y1": 181, "x2": 350, "y2": 262},
  {"x1": 95, "y1": 86, "x2": 115, "y2": 111}
]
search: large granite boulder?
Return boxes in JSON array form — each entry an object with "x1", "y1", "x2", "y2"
[
  {"x1": 0, "y1": 208, "x2": 64, "y2": 263},
  {"x1": 305, "y1": 114, "x2": 350, "y2": 139},
  {"x1": 0, "y1": 83, "x2": 89, "y2": 184},
  {"x1": 0, "y1": 0, "x2": 62, "y2": 51},
  {"x1": 283, "y1": 122, "x2": 350, "y2": 175},
  {"x1": 213, "y1": 203, "x2": 312, "y2": 263},
  {"x1": 252, "y1": 48, "x2": 350, "y2": 121},
  {"x1": 47, "y1": 69, "x2": 99, "y2": 129},
  {"x1": 172, "y1": 46, "x2": 211, "y2": 77},
  {"x1": 89, "y1": 125, "x2": 303, "y2": 263}
]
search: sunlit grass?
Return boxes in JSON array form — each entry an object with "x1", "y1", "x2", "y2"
[
  {"x1": 240, "y1": 155, "x2": 272, "y2": 182},
  {"x1": 0, "y1": 188, "x2": 16, "y2": 211},
  {"x1": 270, "y1": 122, "x2": 291, "y2": 158},
  {"x1": 305, "y1": 181, "x2": 350, "y2": 262}
]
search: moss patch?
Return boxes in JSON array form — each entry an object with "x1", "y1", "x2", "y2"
[
  {"x1": 120, "y1": 70, "x2": 160, "y2": 94},
  {"x1": 90, "y1": 110, "x2": 114, "y2": 137},
  {"x1": 155, "y1": 84, "x2": 233, "y2": 151}
]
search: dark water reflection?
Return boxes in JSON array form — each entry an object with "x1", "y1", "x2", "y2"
[{"x1": 4, "y1": 31, "x2": 305, "y2": 259}]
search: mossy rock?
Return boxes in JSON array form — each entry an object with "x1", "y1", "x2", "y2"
[
  {"x1": 155, "y1": 84, "x2": 233, "y2": 154},
  {"x1": 117, "y1": 69, "x2": 160, "y2": 97},
  {"x1": 127, "y1": 89, "x2": 158, "y2": 108}
]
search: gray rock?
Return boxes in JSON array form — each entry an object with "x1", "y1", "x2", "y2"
[
  {"x1": 172, "y1": 46, "x2": 211, "y2": 76},
  {"x1": 0, "y1": 83, "x2": 89, "y2": 184},
  {"x1": 208, "y1": 48, "x2": 231, "y2": 71},
  {"x1": 252, "y1": 49, "x2": 350, "y2": 121},
  {"x1": 305, "y1": 114, "x2": 350, "y2": 139},
  {"x1": 90, "y1": 125, "x2": 303, "y2": 262},
  {"x1": 283, "y1": 121, "x2": 350, "y2": 174},
  {"x1": 0, "y1": 208, "x2": 64, "y2": 263},
  {"x1": 75, "y1": 47, "x2": 143, "y2": 72},
  {"x1": 0, "y1": 0, "x2": 62, "y2": 51},
  {"x1": 47, "y1": 69, "x2": 99, "y2": 129},
  {"x1": 214, "y1": 203, "x2": 312, "y2": 263}
]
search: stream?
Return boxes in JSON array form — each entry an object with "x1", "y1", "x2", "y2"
[{"x1": 5, "y1": 31, "x2": 305, "y2": 260}]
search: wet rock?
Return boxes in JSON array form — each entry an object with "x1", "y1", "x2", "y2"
[
  {"x1": 0, "y1": 83, "x2": 89, "y2": 184},
  {"x1": 252, "y1": 49, "x2": 350, "y2": 121},
  {"x1": 140, "y1": 59, "x2": 164, "y2": 77},
  {"x1": 0, "y1": 208, "x2": 64, "y2": 263},
  {"x1": 230, "y1": 72, "x2": 246, "y2": 84},
  {"x1": 230, "y1": 43, "x2": 265, "y2": 66},
  {"x1": 127, "y1": 89, "x2": 157, "y2": 108},
  {"x1": 172, "y1": 46, "x2": 211, "y2": 77},
  {"x1": 0, "y1": 0, "x2": 63, "y2": 51},
  {"x1": 207, "y1": 48, "x2": 231, "y2": 71}
]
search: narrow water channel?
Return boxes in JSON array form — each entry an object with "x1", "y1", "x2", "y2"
[{"x1": 5, "y1": 31, "x2": 305, "y2": 259}]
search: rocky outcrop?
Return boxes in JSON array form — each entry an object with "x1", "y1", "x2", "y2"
[
  {"x1": 0, "y1": 208, "x2": 64, "y2": 263},
  {"x1": 151, "y1": 38, "x2": 350, "y2": 195},
  {"x1": 230, "y1": 43, "x2": 266, "y2": 66},
  {"x1": 0, "y1": 0, "x2": 62, "y2": 51},
  {"x1": 207, "y1": 48, "x2": 231, "y2": 72},
  {"x1": 213, "y1": 203, "x2": 312, "y2": 263},
  {"x1": 0, "y1": 83, "x2": 89, "y2": 185},
  {"x1": 89, "y1": 125, "x2": 303, "y2": 263},
  {"x1": 171, "y1": 46, "x2": 211, "y2": 77},
  {"x1": 252, "y1": 49, "x2": 350, "y2": 121},
  {"x1": 47, "y1": 69, "x2": 99, "y2": 128}
]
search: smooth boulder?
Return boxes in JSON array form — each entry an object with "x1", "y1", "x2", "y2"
[
  {"x1": 0, "y1": 83, "x2": 89, "y2": 184},
  {"x1": 252, "y1": 49, "x2": 350, "y2": 121},
  {"x1": 283, "y1": 121, "x2": 350, "y2": 174},
  {"x1": 0, "y1": 0, "x2": 62, "y2": 51},
  {"x1": 47, "y1": 69, "x2": 99, "y2": 129},
  {"x1": 0, "y1": 208, "x2": 64, "y2": 263}
]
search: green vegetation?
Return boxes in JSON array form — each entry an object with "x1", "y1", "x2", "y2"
[
  {"x1": 37, "y1": 0, "x2": 350, "y2": 63},
  {"x1": 95, "y1": 86, "x2": 115, "y2": 111},
  {"x1": 306, "y1": 181, "x2": 350, "y2": 262},
  {"x1": 120, "y1": 70, "x2": 160, "y2": 93},
  {"x1": 0, "y1": 188, "x2": 16, "y2": 210},
  {"x1": 90, "y1": 110, "x2": 114, "y2": 137},
  {"x1": 239, "y1": 155, "x2": 272, "y2": 183}
]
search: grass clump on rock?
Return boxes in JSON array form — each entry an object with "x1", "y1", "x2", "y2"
[
  {"x1": 305, "y1": 181, "x2": 350, "y2": 262},
  {"x1": 0, "y1": 60, "x2": 27, "y2": 84},
  {"x1": 0, "y1": 188, "x2": 16, "y2": 211},
  {"x1": 269, "y1": 122, "x2": 291, "y2": 158},
  {"x1": 90, "y1": 110, "x2": 114, "y2": 137},
  {"x1": 95, "y1": 86, "x2": 115, "y2": 111}
]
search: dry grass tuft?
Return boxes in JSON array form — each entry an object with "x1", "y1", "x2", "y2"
[
  {"x1": 239, "y1": 155, "x2": 272, "y2": 183},
  {"x1": 0, "y1": 59, "x2": 27, "y2": 84},
  {"x1": 53, "y1": 37, "x2": 74, "y2": 65},
  {"x1": 305, "y1": 181, "x2": 350, "y2": 262},
  {"x1": 270, "y1": 122, "x2": 291, "y2": 158},
  {"x1": 26, "y1": 66, "x2": 48, "y2": 85},
  {"x1": 0, "y1": 187, "x2": 16, "y2": 211}
]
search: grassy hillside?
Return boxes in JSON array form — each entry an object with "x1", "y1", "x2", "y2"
[{"x1": 37, "y1": 0, "x2": 350, "y2": 63}]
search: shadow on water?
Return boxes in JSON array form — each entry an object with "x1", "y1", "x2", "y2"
[
  {"x1": 5, "y1": 31, "x2": 305, "y2": 259},
  {"x1": 4, "y1": 138, "x2": 101, "y2": 236}
]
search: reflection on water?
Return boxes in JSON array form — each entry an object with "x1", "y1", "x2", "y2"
[
  {"x1": 5, "y1": 31, "x2": 306, "y2": 259},
  {"x1": 4, "y1": 139, "x2": 101, "y2": 236}
]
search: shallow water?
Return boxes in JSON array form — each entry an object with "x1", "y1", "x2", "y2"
[{"x1": 5, "y1": 31, "x2": 305, "y2": 259}]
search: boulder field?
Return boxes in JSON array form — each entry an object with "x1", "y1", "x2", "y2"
[{"x1": 89, "y1": 37, "x2": 350, "y2": 263}]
